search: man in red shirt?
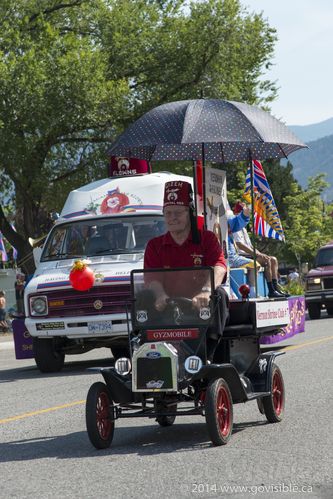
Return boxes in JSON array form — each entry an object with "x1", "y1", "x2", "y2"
[{"x1": 144, "y1": 180, "x2": 229, "y2": 361}]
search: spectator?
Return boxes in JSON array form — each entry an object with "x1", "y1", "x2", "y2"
[
  {"x1": 0, "y1": 290, "x2": 6, "y2": 321},
  {"x1": 15, "y1": 273, "x2": 26, "y2": 316},
  {"x1": 231, "y1": 202, "x2": 287, "y2": 298},
  {"x1": 0, "y1": 290, "x2": 8, "y2": 331},
  {"x1": 288, "y1": 268, "x2": 300, "y2": 281}
]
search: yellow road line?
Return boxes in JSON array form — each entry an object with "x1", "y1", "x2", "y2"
[
  {"x1": 1, "y1": 336, "x2": 333, "y2": 425},
  {"x1": 281, "y1": 335, "x2": 333, "y2": 352},
  {"x1": 0, "y1": 400, "x2": 85, "y2": 424}
]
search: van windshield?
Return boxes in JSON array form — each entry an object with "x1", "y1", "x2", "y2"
[
  {"x1": 41, "y1": 216, "x2": 165, "y2": 261},
  {"x1": 315, "y1": 247, "x2": 333, "y2": 267}
]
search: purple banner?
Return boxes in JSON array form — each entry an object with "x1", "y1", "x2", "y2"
[
  {"x1": 12, "y1": 319, "x2": 35, "y2": 359},
  {"x1": 260, "y1": 295, "x2": 305, "y2": 345}
]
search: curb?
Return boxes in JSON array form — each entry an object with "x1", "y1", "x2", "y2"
[{"x1": 0, "y1": 340, "x2": 14, "y2": 351}]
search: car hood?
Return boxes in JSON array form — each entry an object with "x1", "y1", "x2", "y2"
[
  {"x1": 26, "y1": 255, "x2": 144, "y2": 293},
  {"x1": 307, "y1": 265, "x2": 333, "y2": 277}
]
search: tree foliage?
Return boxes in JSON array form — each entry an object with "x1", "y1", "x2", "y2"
[
  {"x1": 1, "y1": 0, "x2": 277, "y2": 271},
  {"x1": 281, "y1": 174, "x2": 333, "y2": 267}
]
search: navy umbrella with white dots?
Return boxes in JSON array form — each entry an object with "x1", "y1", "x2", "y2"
[{"x1": 109, "y1": 99, "x2": 306, "y2": 163}]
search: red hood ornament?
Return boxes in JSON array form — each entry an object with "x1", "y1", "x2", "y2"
[{"x1": 239, "y1": 284, "x2": 250, "y2": 300}]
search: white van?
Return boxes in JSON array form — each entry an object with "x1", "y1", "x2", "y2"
[{"x1": 24, "y1": 172, "x2": 193, "y2": 372}]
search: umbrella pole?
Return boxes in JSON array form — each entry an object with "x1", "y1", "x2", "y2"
[
  {"x1": 202, "y1": 144, "x2": 207, "y2": 229},
  {"x1": 193, "y1": 161, "x2": 199, "y2": 218},
  {"x1": 249, "y1": 153, "x2": 258, "y2": 298}
]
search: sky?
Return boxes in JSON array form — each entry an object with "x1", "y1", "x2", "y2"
[{"x1": 243, "y1": 0, "x2": 333, "y2": 126}]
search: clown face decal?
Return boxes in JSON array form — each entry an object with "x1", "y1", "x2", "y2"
[{"x1": 100, "y1": 188, "x2": 130, "y2": 214}]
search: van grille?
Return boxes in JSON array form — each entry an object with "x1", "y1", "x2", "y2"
[
  {"x1": 37, "y1": 285, "x2": 131, "y2": 318},
  {"x1": 323, "y1": 278, "x2": 333, "y2": 290}
]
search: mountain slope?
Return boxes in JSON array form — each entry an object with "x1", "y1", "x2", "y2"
[
  {"x1": 290, "y1": 117, "x2": 333, "y2": 143},
  {"x1": 288, "y1": 134, "x2": 333, "y2": 201}
]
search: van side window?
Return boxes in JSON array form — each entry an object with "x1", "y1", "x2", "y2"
[{"x1": 45, "y1": 228, "x2": 66, "y2": 257}]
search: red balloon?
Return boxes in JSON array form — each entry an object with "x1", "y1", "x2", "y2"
[{"x1": 69, "y1": 265, "x2": 95, "y2": 291}]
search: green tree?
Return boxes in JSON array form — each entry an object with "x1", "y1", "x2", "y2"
[
  {"x1": 280, "y1": 174, "x2": 333, "y2": 267},
  {"x1": 0, "y1": 0, "x2": 277, "y2": 271}
]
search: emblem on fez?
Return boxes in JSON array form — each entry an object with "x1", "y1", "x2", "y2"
[{"x1": 167, "y1": 188, "x2": 179, "y2": 202}]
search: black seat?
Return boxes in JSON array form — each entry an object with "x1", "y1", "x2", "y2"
[{"x1": 223, "y1": 301, "x2": 256, "y2": 337}]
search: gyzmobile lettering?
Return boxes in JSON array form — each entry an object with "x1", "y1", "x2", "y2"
[{"x1": 146, "y1": 329, "x2": 199, "y2": 340}]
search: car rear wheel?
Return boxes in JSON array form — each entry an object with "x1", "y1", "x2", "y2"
[
  {"x1": 205, "y1": 378, "x2": 233, "y2": 445},
  {"x1": 86, "y1": 382, "x2": 114, "y2": 449},
  {"x1": 307, "y1": 303, "x2": 321, "y2": 320},
  {"x1": 262, "y1": 365, "x2": 285, "y2": 423}
]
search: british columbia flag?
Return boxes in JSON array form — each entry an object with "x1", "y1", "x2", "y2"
[{"x1": 243, "y1": 160, "x2": 285, "y2": 241}]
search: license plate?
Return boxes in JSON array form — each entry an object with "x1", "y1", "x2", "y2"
[{"x1": 88, "y1": 320, "x2": 113, "y2": 334}]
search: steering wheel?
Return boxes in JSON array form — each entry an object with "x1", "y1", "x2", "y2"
[
  {"x1": 166, "y1": 297, "x2": 193, "y2": 308},
  {"x1": 166, "y1": 297, "x2": 194, "y2": 325}
]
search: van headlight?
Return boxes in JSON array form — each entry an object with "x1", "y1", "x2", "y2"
[
  {"x1": 306, "y1": 277, "x2": 321, "y2": 290},
  {"x1": 30, "y1": 296, "x2": 48, "y2": 316}
]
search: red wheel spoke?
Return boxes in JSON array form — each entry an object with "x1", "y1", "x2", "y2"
[
  {"x1": 272, "y1": 371, "x2": 284, "y2": 416},
  {"x1": 96, "y1": 392, "x2": 112, "y2": 440},
  {"x1": 216, "y1": 386, "x2": 231, "y2": 436}
]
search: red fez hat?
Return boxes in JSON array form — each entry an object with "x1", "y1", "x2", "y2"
[{"x1": 163, "y1": 181, "x2": 192, "y2": 208}]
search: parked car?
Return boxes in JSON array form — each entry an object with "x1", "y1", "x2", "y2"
[{"x1": 304, "y1": 241, "x2": 333, "y2": 319}]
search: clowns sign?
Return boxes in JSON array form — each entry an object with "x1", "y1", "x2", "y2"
[{"x1": 109, "y1": 156, "x2": 150, "y2": 177}]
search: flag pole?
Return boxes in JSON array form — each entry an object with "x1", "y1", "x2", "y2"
[{"x1": 249, "y1": 151, "x2": 258, "y2": 297}]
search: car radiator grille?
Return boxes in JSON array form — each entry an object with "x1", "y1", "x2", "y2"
[{"x1": 44, "y1": 285, "x2": 131, "y2": 318}]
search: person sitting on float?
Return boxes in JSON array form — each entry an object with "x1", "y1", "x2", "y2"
[
  {"x1": 231, "y1": 202, "x2": 287, "y2": 298},
  {"x1": 226, "y1": 202, "x2": 259, "y2": 298}
]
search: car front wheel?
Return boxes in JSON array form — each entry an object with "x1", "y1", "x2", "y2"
[
  {"x1": 307, "y1": 303, "x2": 321, "y2": 320},
  {"x1": 205, "y1": 378, "x2": 233, "y2": 445}
]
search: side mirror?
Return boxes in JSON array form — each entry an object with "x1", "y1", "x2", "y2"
[{"x1": 33, "y1": 247, "x2": 42, "y2": 267}]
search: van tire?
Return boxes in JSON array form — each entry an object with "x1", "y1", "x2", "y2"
[
  {"x1": 33, "y1": 338, "x2": 65, "y2": 372},
  {"x1": 307, "y1": 303, "x2": 321, "y2": 320}
]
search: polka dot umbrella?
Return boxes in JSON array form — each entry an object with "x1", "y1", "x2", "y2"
[{"x1": 109, "y1": 99, "x2": 307, "y2": 163}]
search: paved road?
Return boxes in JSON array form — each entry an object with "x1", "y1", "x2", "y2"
[{"x1": 0, "y1": 314, "x2": 332, "y2": 498}]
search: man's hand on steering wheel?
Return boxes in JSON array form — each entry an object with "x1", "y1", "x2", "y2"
[
  {"x1": 155, "y1": 293, "x2": 169, "y2": 311},
  {"x1": 192, "y1": 288, "x2": 211, "y2": 310}
]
